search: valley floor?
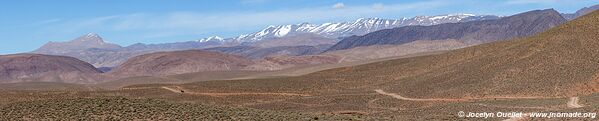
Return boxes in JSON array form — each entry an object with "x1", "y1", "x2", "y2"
[{"x1": 0, "y1": 87, "x2": 596, "y2": 120}]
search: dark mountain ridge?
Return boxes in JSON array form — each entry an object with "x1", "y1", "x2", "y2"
[
  {"x1": 326, "y1": 9, "x2": 567, "y2": 51},
  {"x1": 562, "y1": 4, "x2": 599, "y2": 20}
]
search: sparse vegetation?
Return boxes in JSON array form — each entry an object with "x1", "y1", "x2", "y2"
[{"x1": 0, "y1": 97, "x2": 356, "y2": 120}]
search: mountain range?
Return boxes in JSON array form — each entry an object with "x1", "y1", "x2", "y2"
[
  {"x1": 326, "y1": 9, "x2": 567, "y2": 51},
  {"x1": 10, "y1": 4, "x2": 594, "y2": 85},
  {"x1": 32, "y1": 14, "x2": 499, "y2": 68},
  {"x1": 31, "y1": 5, "x2": 596, "y2": 69},
  {"x1": 216, "y1": 14, "x2": 498, "y2": 42}
]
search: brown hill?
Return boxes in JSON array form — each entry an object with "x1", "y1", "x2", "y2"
[
  {"x1": 110, "y1": 50, "x2": 255, "y2": 77},
  {"x1": 324, "y1": 39, "x2": 468, "y2": 62},
  {"x1": 0, "y1": 54, "x2": 102, "y2": 84}
]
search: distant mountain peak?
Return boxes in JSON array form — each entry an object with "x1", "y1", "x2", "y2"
[
  {"x1": 33, "y1": 33, "x2": 122, "y2": 54},
  {"x1": 74, "y1": 33, "x2": 105, "y2": 43},
  {"x1": 84, "y1": 33, "x2": 100, "y2": 38},
  {"x1": 198, "y1": 36, "x2": 224, "y2": 42},
  {"x1": 562, "y1": 4, "x2": 599, "y2": 20}
]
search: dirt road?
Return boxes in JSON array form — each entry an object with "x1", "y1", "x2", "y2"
[
  {"x1": 161, "y1": 86, "x2": 310, "y2": 96},
  {"x1": 374, "y1": 89, "x2": 466, "y2": 101},
  {"x1": 502, "y1": 97, "x2": 584, "y2": 121},
  {"x1": 374, "y1": 89, "x2": 560, "y2": 101}
]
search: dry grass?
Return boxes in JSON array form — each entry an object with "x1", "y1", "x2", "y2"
[{"x1": 0, "y1": 97, "x2": 358, "y2": 120}]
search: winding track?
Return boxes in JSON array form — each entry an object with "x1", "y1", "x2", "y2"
[
  {"x1": 374, "y1": 89, "x2": 586, "y2": 121},
  {"x1": 374, "y1": 89, "x2": 466, "y2": 101},
  {"x1": 160, "y1": 86, "x2": 310, "y2": 96},
  {"x1": 374, "y1": 89, "x2": 561, "y2": 101}
]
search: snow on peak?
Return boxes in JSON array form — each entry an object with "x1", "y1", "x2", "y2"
[
  {"x1": 204, "y1": 13, "x2": 496, "y2": 43},
  {"x1": 74, "y1": 33, "x2": 105, "y2": 43},
  {"x1": 355, "y1": 18, "x2": 366, "y2": 22},
  {"x1": 275, "y1": 25, "x2": 291, "y2": 37},
  {"x1": 198, "y1": 36, "x2": 224, "y2": 42},
  {"x1": 428, "y1": 14, "x2": 477, "y2": 21},
  {"x1": 449, "y1": 13, "x2": 476, "y2": 16},
  {"x1": 208, "y1": 36, "x2": 223, "y2": 40},
  {"x1": 85, "y1": 33, "x2": 100, "y2": 38}
]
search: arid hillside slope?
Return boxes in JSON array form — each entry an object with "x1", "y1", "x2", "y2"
[
  {"x1": 324, "y1": 39, "x2": 468, "y2": 62},
  {"x1": 110, "y1": 50, "x2": 255, "y2": 77},
  {"x1": 386, "y1": 10, "x2": 599, "y2": 98},
  {"x1": 338, "y1": 10, "x2": 599, "y2": 98},
  {"x1": 0, "y1": 54, "x2": 102, "y2": 84}
]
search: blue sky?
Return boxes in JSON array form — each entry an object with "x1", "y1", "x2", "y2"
[{"x1": 0, "y1": 0, "x2": 597, "y2": 54}]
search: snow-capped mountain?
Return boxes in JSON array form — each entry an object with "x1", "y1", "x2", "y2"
[
  {"x1": 198, "y1": 36, "x2": 224, "y2": 42},
  {"x1": 196, "y1": 14, "x2": 499, "y2": 43},
  {"x1": 72, "y1": 33, "x2": 108, "y2": 44},
  {"x1": 227, "y1": 23, "x2": 317, "y2": 42}
]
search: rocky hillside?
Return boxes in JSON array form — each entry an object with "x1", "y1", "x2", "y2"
[
  {"x1": 326, "y1": 9, "x2": 567, "y2": 51},
  {"x1": 110, "y1": 50, "x2": 255, "y2": 76},
  {"x1": 0, "y1": 54, "x2": 102, "y2": 84}
]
